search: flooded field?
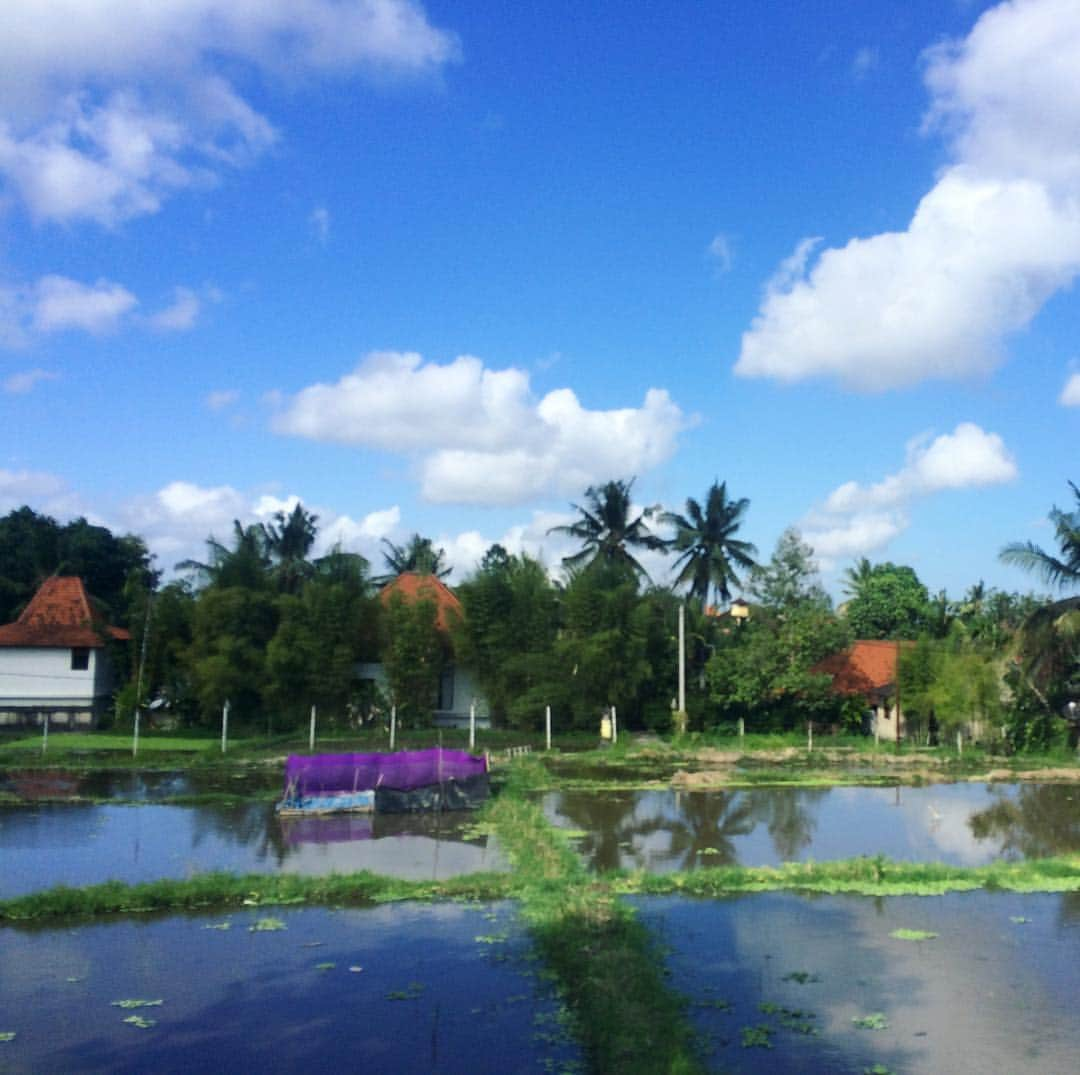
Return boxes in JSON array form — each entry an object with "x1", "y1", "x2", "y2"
[
  {"x1": 637, "y1": 889, "x2": 1080, "y2": 1073},
  {"x1": 0, "y1": 902, "x2": 577, "y2": 1075},
  {"x1": 0, "y1": 802, "x2": 507, "y2": 897},
  {"x1": 2, "y1": 890, "x2": 1078, "y2": 1073},
  {"x1": 544, "y1": 781, "x2": 1080, "y2": 871}
]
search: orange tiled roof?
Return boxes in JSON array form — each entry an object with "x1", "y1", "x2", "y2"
[
  {"x1": 0, "y1": 576, "x2": 130, "y2": 649},
  {"x1": 379, "y1": 572, "x2": 462, "y2": 633},
  {"x1": 813, "y1": 639, "x2": 910, "y2": 697}
]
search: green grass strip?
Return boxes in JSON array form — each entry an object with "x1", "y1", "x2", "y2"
[
  {"x1": 607, "y1": 854, "x2": 1080, "y2": 898},
  {"x1": 485, "y1": 794, "x2": 705, "y2": 1075},
  {"x1": 0, "y1": 869, "x2": 513, "y2": 922}
]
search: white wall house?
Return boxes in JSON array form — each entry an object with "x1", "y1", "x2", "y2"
[
  {"x1": 358, "y1": 572, "x2": 491, "y2": 730},
  {"x1": 0, "y1": 576, "x2": 129, "y2": 729}
]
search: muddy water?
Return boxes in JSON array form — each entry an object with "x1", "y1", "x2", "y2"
[
  {"x1": 0, "y1": 802, "x2": 506, "y2": 897},
  {"x1": 0, "y1": 902, "x2": 576, "y2": 1075},
  {"x1": 637, "y1": 889, "x2": 1080, "y2": 1073},
  {"x1": 544, "y1": 781, "x2": 1080, "y2": 871}
]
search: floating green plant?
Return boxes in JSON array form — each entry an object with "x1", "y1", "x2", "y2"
[
  {"x1": 111, "y1": 999, "x2": 163, "y2": 1009},
  {"x1": 122, "y1": 1015, "x2": 156, "y2": 1029},
  {"x1": 740, "y1": 1024, "x2": 773, "y2": 1049},
  {"x1": 782, "y1": 971, "x2": 821, "y2": 984},
  {"x1": 0, "y1": 1032, "x2": 15, "y2": 1043},
  {"x1": 1010, "y1": 916, "x2": 1030, "y2": 924},
  {"x1": 249, "y1": 917, "x2": 286, "y2": 932},
  {"x1": 315, "y1": 962, "x2": 336, "y2": 971},
  {"x1": 203, "y1": 921, "x2": 231, "y2": 930},
  {"x1": 853, "y1": 1013, "x2": 889, "y2": 1031},
  {"x1": 890, "y1": 928, "x2": 938, "y2": 941},
  {"x1": 386, "y1": 982, "x2": 425, "y2": 1001}
]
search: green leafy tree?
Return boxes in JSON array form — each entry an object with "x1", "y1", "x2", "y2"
[
  {"x1": 844, "y1": 562, "x2": 930, "y2": 640},
  {"x1": 710, "y1": 530, "x2": 849, "y2": 729},
  {"x1": 549, "y1": 478, "x2": 666, "y2": 580},
  {"x1": 454, "y1": 546, "x2": 560, "y2": 728},
  {"x1": 187, "y1": 586, "x2": 279, "y2": 723},
  {"x1": 660, "y1": 480, "x2": 757, "y2": 607},
  {"x1": 0, "y1": 507, "x2": 152, "y2": 625},
  {"x1": 554, "y1": 560, "x2": 655, "y2": 728},
  {"x1": 747, "y1": 528, "x2": 827, "y2": 611},
  {"x1": 381, "y1": 592, "x2": 444, "y2": 723}
]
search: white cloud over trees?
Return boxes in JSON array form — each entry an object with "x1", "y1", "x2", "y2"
[
  {"x1": 272, "y1": 351, "x2": 690, "y2": 506},
  {"x1": 802, "y1": 422, "x2": 1018, "y2": 563}
]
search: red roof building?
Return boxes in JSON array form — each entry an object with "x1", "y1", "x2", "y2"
[
  {"x1": 0, "y1": 576, "x2": 129, "y2": 649},
  {"x1": 813, "y1": 639, "x2": 906, "y2": 701},
  {"x1": 379, "y1": 572, "x2": 462, "y2": 634}
]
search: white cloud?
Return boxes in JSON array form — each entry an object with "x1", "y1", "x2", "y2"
[
  {"x1": 852, "y1": 46, "x2": 880, "y2": 80},
  {"x1": 707, "y1": 233, "x2": 733, "y2": 271},
  {"x1": 205, "y1": 389, "x2": 239, "y2": 411},
  {"x1": 0, "y1": 467, "x2": 67, "y2": 508},
  {"x1": 737, "y1": 0, "x2": 1080, "y2": 392},
  {"x1": 32, "y1": 274, "x2": 137, "y2": 335},
  {"x1": 149, "y1": 286, "x2": 201, "y2": 332},
  {"x1": 3, "y1": 368, "x2": 57, "y2": 394},
  {"x1": 0, "y1": 1, "x2": 460, "y2": 225},
  {"x1": 273, "y1": 351, "x2": 691, "y2": 506},
  {"x1": 803, "y1": 422, "x2": 1017, "y2": 565},
  {"x1": 1060, "y1": 371, "x2": 1080, "y2": 406},
  {"x1": 310, "y1": 205, "x2": 331, "y2": 243}
]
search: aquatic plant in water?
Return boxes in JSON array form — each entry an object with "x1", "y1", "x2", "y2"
[
  {"x1": 249, "y1": 917, "x2": 286, "y2": 932},
  {"x1": 889, "y1": 929, "x2": 938, "y2": 941},
  {"x1": 111, "y1": 999, "x2": 163, "y2": 1009},
  {"x1": 122, "y1": 1015, "x2": 156, "y2": 1029},
  {"x1": 0, "y1": 1032, "x2": 15, "y2": 1043},
  {"x1": 740, "y1": 1024, "x2": 773, "y2": 1049},
  {"x1": 852, "y1": 1013, "x2": 889, "y2": 1031}
]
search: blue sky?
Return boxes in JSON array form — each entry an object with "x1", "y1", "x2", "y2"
[{"x1": 2, "y1": 0, "x2": 1078, "y2": 600}]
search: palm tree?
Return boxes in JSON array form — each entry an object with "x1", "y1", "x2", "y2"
[
  {"x1": 999, "y1": 482, "x2": 1080, "y2": 705},
  {"x1": 548, "y1": 478, "x2": 666, "y2": 579},
  {"x1": 841, "y1": 556, "x2": 875, "y2": 600},
  {"x1": 1000, "y1": 482, "x2": 1080, "y2": 591},
  {"x1": 660, "y1": 480, "x2": 757, "y2": 607},
  {"x1": 262, "y1": 503, "x2": 318, "y2": 594},
  {"x1": 176, "y1": 521, "x2": 272, "y2": 590},
  {"x1": 377, "y1": 533, "x2": 451, "y2": 584}
]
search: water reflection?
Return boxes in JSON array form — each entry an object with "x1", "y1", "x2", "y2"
[
  {"x1": 0, "y1": 801, "x2": 505, "y2": 897},
  {"x1": 968, "y1": 783, "x2": 1080, "y2": 858},
  {"x1": 544, "y1": 782, "x2": 1077, "y2": 872},
  {"x1": 638, "y1": 890, "x2": 1080, "y2": 1073}
]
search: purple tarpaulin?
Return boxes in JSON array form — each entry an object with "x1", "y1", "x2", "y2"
[{"x1": 283, "y1": 748, "x2": 487, "y2": 797}]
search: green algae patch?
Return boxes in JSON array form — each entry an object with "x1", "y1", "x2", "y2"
[{"x1": 890, "y1": 929, "x2": 938, "y2": 941}]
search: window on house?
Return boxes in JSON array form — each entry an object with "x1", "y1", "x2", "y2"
[{"x1": 71, "y1": 648, "x2": 90, "y2": 671}]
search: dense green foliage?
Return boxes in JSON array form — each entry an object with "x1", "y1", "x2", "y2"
[
  {"x1": 3, "y1": 477, "x2": 1077, "y2": 750},
  {"x1": 0, "y1": 506, "x2": 152, "y2": 624}
]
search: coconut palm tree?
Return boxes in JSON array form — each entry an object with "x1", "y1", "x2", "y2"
[
  {"x1": 841, "y1": 556, "x2": 875, "y2": 600},
  {"x1": 660, "y1": 480, "x2": 757, "y2": 607},
  {"x1": 548, "y1": 478, "x2": 666, "y2": 579},
  {"x1": 262, "y1": 503, "x2": 318, "y2": 594},
  {"x1": 1000, "y1": 482, "x2": 1080, "y2": 591},
  {"x1": 177, "y1": 521, "x2": 272, "y2": 590},
  {"x1": 999, "y1": 482, "x2": 1080, "y2": 707},
  {"x1": 377, "y1": 533, "x2": 452, "y2": 584}
]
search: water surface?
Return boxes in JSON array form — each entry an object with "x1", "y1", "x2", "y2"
[
  {"x1": 0, "y1": 902, "x2": 575, "y2": 1074},
  {"x1": 544, "y1": 781, "x2": 1080, "y2": 871},
  {"x1": 0, "y1": 801, "x2": 506, "y2": 897}
]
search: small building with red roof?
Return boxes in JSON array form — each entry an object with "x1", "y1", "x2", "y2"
[
  {"x1": 813, "y1": 639, "x2": 912, "y2": 740},
  {"x1": 356, "y1": 572, "x2": 489, "y2": 728},
  {"x1": 0, "y1": 576, "x2": 129, "y2": 729}
]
